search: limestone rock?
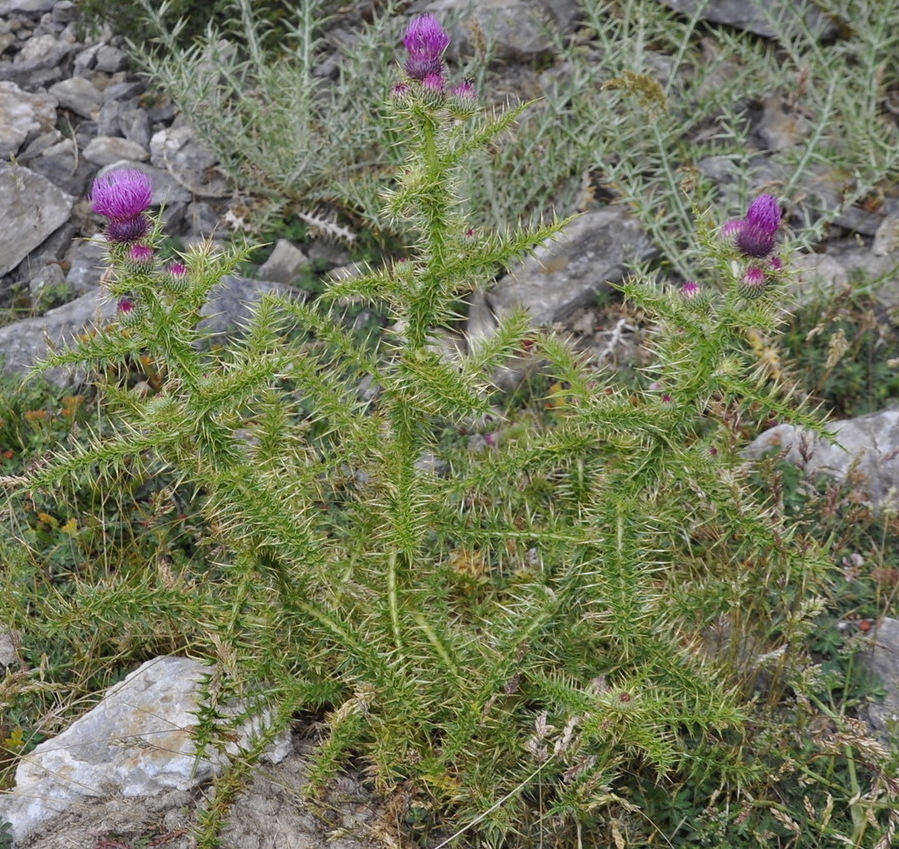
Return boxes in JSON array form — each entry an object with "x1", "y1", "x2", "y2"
[
  {"x1": 0, "y1": 656, "x2": 292, "y2": 845},
  {"x1": 150, "y1": 124, "x2": 229, "y2": 197},
  {"x1": 657, "y1": 0, "x2": 836, "y2": 40},
  {"x1": 94, "y1": 44, "x2": 127, "y2": 73},
  {"x1": 0, "y1": 288, "x2": 114, "y2": 384},
  {"x1": 48, "y1": 76, "x2": 103, "y2": 119},
  {"x1": 10, "y1": 0, "x2": 56, "y2": 12},
  {"x1": 861, "y1": 617, "x2": 899, "y2": 747},
  {"x1": 819, "y1": 240, "x2": 899, "y2": 312},
  {"x1": 0, "y1": 163, "x2": 74, "y2": 277},
  {"x1": 488, "y1": 207, "x2": 657, "y2": 325},
  {"x1": 742, "y1": 409, "x2": 899, "y2": 513},
  {"x1": 257, "y1": 239, "x2": 310, "y2": 284},
  {"x1": 0, "y1": 81, "x2": 56, "y2": 159},
  {"x1": 83, "y1": 134, "x2": 149, "y2": 165},
  {"x1": 16, "y1": 32, "x2": 62, "y2": 64},
  {"x1": 756, "y1": 94, "x2": 811, "y2": 152},
  {"x1": 198, "y1": 275, "x2": 305, "y2": 338},
  {"x1": 0, "y1": 272, "x2": 303, "y2": 385},
  {"x1": 429, "y1": 0, "x2": 580, "y2": 61}
]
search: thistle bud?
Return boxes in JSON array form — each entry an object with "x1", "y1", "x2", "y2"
[
  {"x1": 116, "y1": 297, "x2": 144, "y2": 327},
  {"x1": 740, "y1": 266, "x2": 767, "y2": 298},
  {"x1": 125, "y1": 243, "x2": 155, "y2": 275},
  {"x1": 164, "y1": 261, "x2": 189, "y2": 293}
]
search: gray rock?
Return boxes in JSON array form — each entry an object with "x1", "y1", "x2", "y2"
[
  {"x1": 466, "y1": 290, "x2": 498, "y2": 349},
  {"x1": 51, "y1": 0, "x2": 77, "y2": 24},
  {"x1": 95, "y1": 100, "x2": 152, "y2": 148},
  {"x1": 198, "y1": 275, "x2": 306, "y2": 338},
  {"x1": 63, "y1": 236, "x2": 107, "y2": 292},
  {"x1": 790, "y1": 252, "x2": 849, "y2": 306},
  {"x1": 15, "y1": 31, "x2": 60, "y2": 64},
  {"x1": 185, "y1": 200, "x2": 222, "y2": 236},
  {"x1": 16, "y1": 127, "x2": 62, "y2": 161},
  {"x1": 429, "y1": 0, "x2": 580, "y2": 61},
  {"x1": 0, "y1": 656, "x2": 292, "y2": 845},
  {"x1": 122, "y1": 107, "x2": 151, "y2": 148},
  {"x1": 150, "y1": 124, "x2": 228, "y2": 197},
  {"x1": 0, "y1": 269, "x2": 303, "y2": 384},
  {"x1": 28, "y1": 261, "x2": 67, "y2": 301},
  {"x1": 862, "y1": 617, "x2": 899, "y2": 747},
  {"x1": 18, "y1": 737, "x2": 379, "y2": 849},
  {"x1": 257, "y1": 239, "x2": 310, "y2": 284},
  {"x1": 93, "y1": 44, "x2": 127, "y2": 73},
  {"x1": 48, "y1": 75, "x2": 103, "y2": 118},
  {"x1": 742, "y1": 409, "x2": 899, "y2": 514},
  {"x1": 756, "y1": 94, "x2": 810, "y2": 152},
  {"x1": 820, "y1": 240, "x2": 899, "y2": 311},
  {"x1": 39, "y1": 136, "x2": 73, "y2": 158},
  {"x1": 83, "y1": 134, "x2": 149, "y2": 165},
  {"x1": 0, "y1": 162, "x2": 74, "y2": 277},
  {"x1": 0, "y1": 80, "x2": 56, "y2": 158},
  {"x1": 0, "y1": 30, "x2": 16, "y2": 55},
  {"x1": 103, "y1": 79, "x2": 145, "y2": 102},
  {"x1": 657, "y1": 0, "x2": 836, "y2": 40},
  {"x1": 71, "y1": 42, "x2": 99, "y2": 74},
  {"x1": 27, "y1": 150, "x2": 93, "y2": 196},
  {"x1": 0, "y1": 630, "x2": 19, "y2": 669},
  {"x1": 873, "y1": 215, "x2": 899, "y2": 258},
  {"x1": 9, "y1": 0, "x2": 56, "y2": 13},
  {"x1": 15, "y1": 221, "x2": 77, "y2": 283},
  {"x1": 0, "y1": 288, "x2": 113, "y2": 384},
  {"x1": 0, "y1": 52, "x2": 66, "y2": 87},
  {"x1": 488, "y1": 207, "x2": 656, "y2": 325}
]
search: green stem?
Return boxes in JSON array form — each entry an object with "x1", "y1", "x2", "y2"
[{"x1": 387, "y1": 549, "x2": 404, "y2": 656}]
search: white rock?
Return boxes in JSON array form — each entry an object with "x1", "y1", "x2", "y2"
[{"x1": 0, "y1": 656, "x2": 292, "y2": 844}]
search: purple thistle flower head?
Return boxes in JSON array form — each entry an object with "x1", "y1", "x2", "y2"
[
  {"x1": 106, "y1": 214, "x2": 150, "y2": 243},
  {"x1": 168, "y1": 261, "x2": 187, "y2": 277},
  {"x1": 681, "y1": 281, "x2": 701, "y2": 299},
  {"x1": 735, "y1": 223, "x2": 777, "y2": 258},
  {"x1": 403, "y1": 14, "x2": 450, "y2": 81},
  {"x1": 91, "y1": 169, "x2": 152, "y2": 220},
  {"x1": 117, "y1": 297, "x2": 135, "y2": 314},
  {"x1": 724, "y1": 193, "x2": 782, "y2": 259},
  {"x1": 746, "y1": 194, "x2": 781, "y2": 233}
]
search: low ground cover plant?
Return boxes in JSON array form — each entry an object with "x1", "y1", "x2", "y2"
[{"x1": 1, "y1": 6, "x2": 899, "y2": 849}]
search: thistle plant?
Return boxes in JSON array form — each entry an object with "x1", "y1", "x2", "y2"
[{"x1": 4, "y1": 14, "x2": 850, "y2": 848}]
